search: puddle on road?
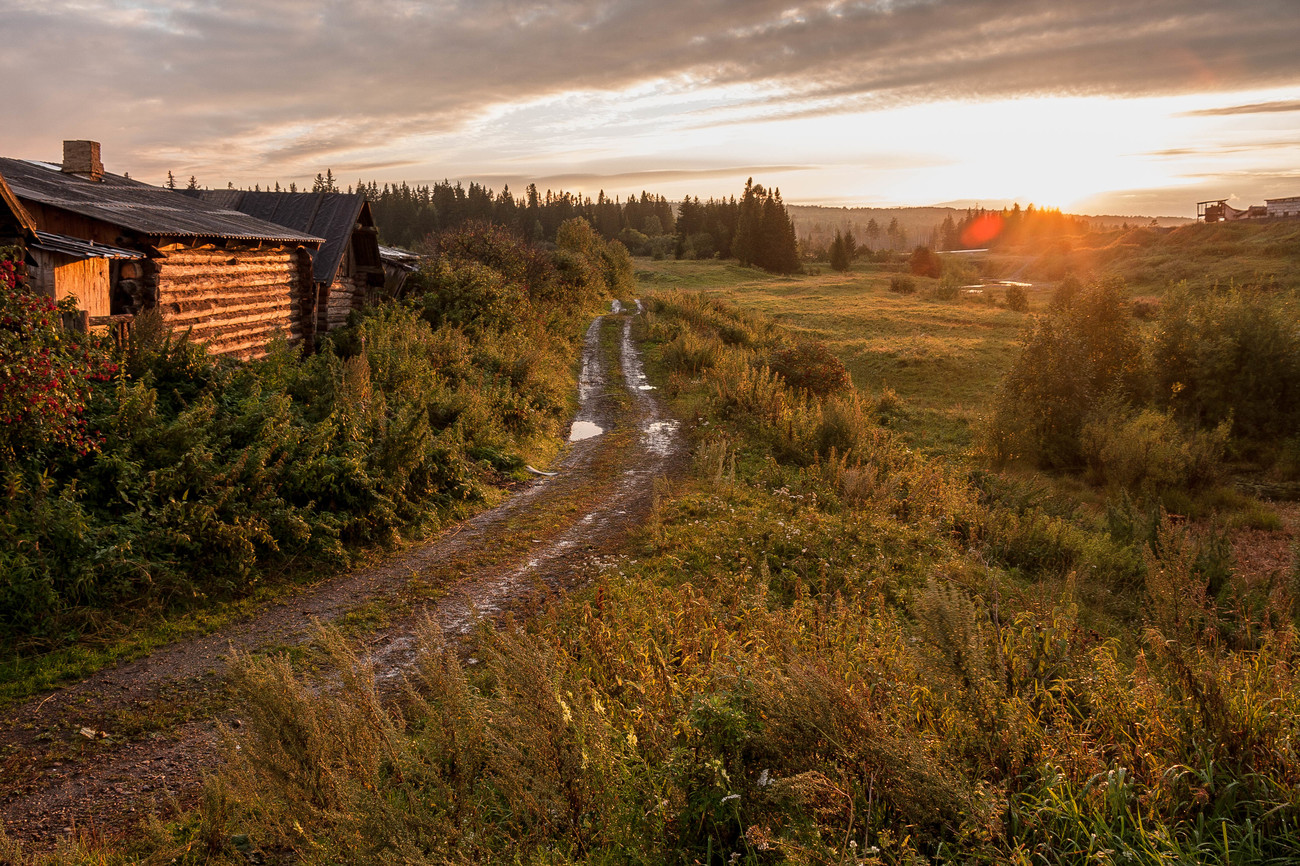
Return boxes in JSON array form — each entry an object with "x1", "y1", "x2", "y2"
[
  {"x1": 570, "y1": 420, "x2": 604, "y2": 441},
  {"x1": 642, "y1": 419, "x2": 680, "y2": 456}
]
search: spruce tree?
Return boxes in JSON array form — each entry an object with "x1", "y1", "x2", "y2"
[
  {"x1": 732, "y1": 178, "x2": 762, "y2": 267},
  {"x1": 829, "y1": 230, "x2": 847, "y2": 270}
]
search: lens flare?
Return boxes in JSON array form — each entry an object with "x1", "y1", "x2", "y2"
[{"x1": 961, "y1": 213, "x2": 1003, "y2": 248}]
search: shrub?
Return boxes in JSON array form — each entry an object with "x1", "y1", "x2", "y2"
[
  {"x1": 1080, "y1": 403, "x2": 1230, "y2": 494},
  {"x1": 925, "y1": 271, "x2": 962, "y2": 303},
  {"x1": 414, "y1": 259, "x2": 528, "y2": 334},
  {"x1": 987, "y1": 278, "x2": 1145, "y2": 468},
  {"x1": 909, "y1": 245, "x2": 941, "y2": 278},
  {"x1": 0, "y1": 251, "x2": 117, "y2": 461},
  {"x1": 768, "y1": 341, "x2": 851, "y2": 396},
  {"x1": 1004, "y1": 283, "x2": 1029, "y2": 312},
  {"x1": 889, "y1": 275, "x2": 916, "y2": 295},
  {"x1": 1151, "y1": 285, "x2": 1300, "y2": 439}
]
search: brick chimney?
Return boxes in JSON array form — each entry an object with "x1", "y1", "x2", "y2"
[{"x1": 62, "y1": 140, "x2": 104, "y2": 181}]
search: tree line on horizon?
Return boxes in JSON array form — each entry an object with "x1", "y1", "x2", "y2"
[
  {"x1": 358, "y1": 175, "x2": 802, "y2": 275},
  {"x1": 174, "y1": 168, "x2": 803, "y2": 274},
  {"x1": 172, "y1": 166, "x2": 1100, "y2": 273}
]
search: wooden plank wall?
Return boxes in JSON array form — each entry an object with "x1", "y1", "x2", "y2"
[
  {"x1": 59, "y1": 258, "x2": 111, "y2": 316},
  {"x1": 27, "y1": 251, "x2": 111, "y2": 316},
  {"x1": 156, "y1": 247, "x2": 304, "y2": 359}
]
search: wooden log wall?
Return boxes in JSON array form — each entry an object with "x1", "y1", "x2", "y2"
[
  {"x1": 325, "y1": 274, "x2": 363, "y2": 332},
  {"x1": 155, "y1": 246, "x2": 306, "y2": 359},
  {"x1": 322, "y1": 239, "x2": 365, "y2": 333}
]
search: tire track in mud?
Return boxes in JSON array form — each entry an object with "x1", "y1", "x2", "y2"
[{"x1": 0, "y1": 301, "x2": 684, "y2": 846}]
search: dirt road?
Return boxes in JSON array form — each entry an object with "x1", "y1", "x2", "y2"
[{"x1": 0, "y1": 302, "x2": 684, "y2": 846}]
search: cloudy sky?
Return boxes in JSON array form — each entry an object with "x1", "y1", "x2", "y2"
[{"x1": 5, "y1": 0, "x2": 1299, "y2": 216}]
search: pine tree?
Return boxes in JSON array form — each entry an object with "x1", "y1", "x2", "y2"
[
  {"x1": 166, "y1": 171, "x2": 176, "y2": 189},
  {"x1": 829, "y1": 230, "x2": 847, "y2": 270},
  {"x1": 866, "y1": 218, "x2": 880, "y2": 248},
  {"x1": 829, "y1": 228, "x2": 856, "y2": 271},
  {"x1": 940, "y1": 214, "x2": 959, "y2": 250},
  {"x1": 186, "y1": 175, "x2": 199, "y2": 190},
  {"x1": 732, "y1": 178, "x2": 762, "y2": 267}
]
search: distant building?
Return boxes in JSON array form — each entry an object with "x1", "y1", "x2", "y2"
[
  {"x1": 1199, "y1": 194, "x2": 1300, "y2": 223},
  {"x1": 0, "y1": 141, "x2": 324, "y2": 358},
  {"x1": 1266, "y1": 196, "x2": 1300, "y2": 219}
]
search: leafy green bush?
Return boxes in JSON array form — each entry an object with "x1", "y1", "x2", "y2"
[
  {"x1": 1151, "y1": 285, "x2": 1300, "y2": 439},
  {"x1": 1004, "y1": 283, "x2": 1029, "y2": 312},
  {"x1": 987, "y1": 278, "x2": 1145, "y2": 468},
  {"x1": 1080, "y1": 403, "x2": 1230, "y2": 494}
]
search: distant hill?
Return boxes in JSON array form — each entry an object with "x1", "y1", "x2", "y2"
[
  {"x1": 787, "y1": 204, "x2": 1193, "y2": 252},
  {"x1": 1069, "y1": 219, "x2": 1300, "y2": 294}
]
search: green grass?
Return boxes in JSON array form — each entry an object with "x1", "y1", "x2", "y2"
[{"x1": 637, "y1": 258, "x2": 1031, "y2": 457}]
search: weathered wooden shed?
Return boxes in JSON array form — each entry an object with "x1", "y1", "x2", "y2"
[
  {"x1": 194, "y1": 190, "x2": 385, "y2": 334},
  {"x1": 0, "y1": 142, "x2": 325, "y2": 358}
]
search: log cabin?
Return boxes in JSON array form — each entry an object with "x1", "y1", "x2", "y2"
[
  {"x1": 0, "y1": 141, "x2": 325, "y2": 358},
  {"x1": 191, "y1": 190, "x2": 386, "y2": 335}
]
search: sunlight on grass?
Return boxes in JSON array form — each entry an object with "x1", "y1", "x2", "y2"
[{"x1": 636, "y1": 258, "x2": 1031, "y2": 456}]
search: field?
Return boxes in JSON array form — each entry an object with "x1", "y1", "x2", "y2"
[{"x1": 635, "y1": 258, "x2": 1031, "y2": 456}]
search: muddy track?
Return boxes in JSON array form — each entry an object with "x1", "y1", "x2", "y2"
[{"x1": 0, "y1": 302, "x2": 685, "y2": 847}]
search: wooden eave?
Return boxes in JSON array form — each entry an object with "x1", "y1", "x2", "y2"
[{"x1": 0, "y1": 170, "x2": 37, "y2": 240}]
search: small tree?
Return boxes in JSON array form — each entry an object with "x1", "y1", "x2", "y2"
[
  {"x1": 1005, "y1": 284, "x2": 1029, "y2": 312},
  {"x1": 828, "y1": 230, "x2": 848, "y2": 271},
  {"x1": 830, "y1": 229, "x2": 856, "y2": 272},
  {"x1": 909, "y1": 246, "x2": 941, "y2": 278}
]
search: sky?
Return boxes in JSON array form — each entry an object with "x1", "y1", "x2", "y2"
[{"x1": 4, "y1": 0, "x2": 1299, "y2": 217}]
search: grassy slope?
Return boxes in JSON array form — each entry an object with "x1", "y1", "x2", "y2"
[
  {"x1": 985, "y1": 219, "x2": 1300, "y2": 295},
  {"x1": 636, "y1": 259, "x2": 1029, "y2": 457}
]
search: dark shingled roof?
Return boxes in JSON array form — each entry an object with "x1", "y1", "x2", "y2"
[
  {"x1": 192, "y1": 191, "x2": 368, "y2": 284},
  {"x1": 0, "y1": 159, "x2": 324, "y2": 245}
]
